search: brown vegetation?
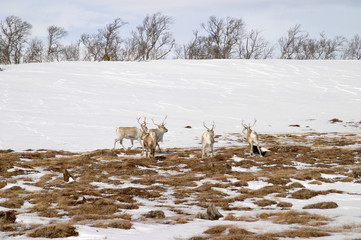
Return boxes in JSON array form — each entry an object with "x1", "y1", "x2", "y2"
[
  {"x1": 0, "y1": 131, "x2": 360, "y2": 238},
  {"x1": 28, "y1": 223, "x2": 78, "y2": 238}
]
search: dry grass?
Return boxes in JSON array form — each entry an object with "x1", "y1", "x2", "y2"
[
  {"x1": 28, "y1": 223, "x2": 78, "y2": 238},
  {"x1": 258, "y1": 210, "x2": 330, "y2": 226},
  {"x1": 0, "y1": 132, "x2": 360, "y2": 238},
  {"x1": 253, "y1": 199, "x2": 277, "y2": 207},
  {"x1": 303, "y1": 201, "x2": 338, "y2": 209},
  {"x1": 143, "y1": 210, "x2": 166, "y2": 219},
  {"x1": 274, "y1": 227, "x2": 330, "y2": 238}
]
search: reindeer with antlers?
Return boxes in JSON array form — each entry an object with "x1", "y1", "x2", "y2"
[
  {"x1": 149, "y1": 116, "x2": 168, "y2": 152},
  {"x1": 242, "y1": 119, "x2": 263, "y2": 157},
  {"x1": 201, "y1": 121, "x2": 215, "y2": 159},
  {"x1": 113, "y1": 117, "x2": 147, "y2": 151}
]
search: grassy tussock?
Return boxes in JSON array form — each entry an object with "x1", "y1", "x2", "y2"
[
  {"x1": 259, "y1": 210, "x2": 330, "y2": 226},
  {"x1": 28, "y1": 223, "x2": 78, "y2": 238},
  {"x1": 303, "y1": 201, "x2": 338, "y2": 209}
]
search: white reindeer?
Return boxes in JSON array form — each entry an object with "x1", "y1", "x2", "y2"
[
  {"x1": 113, "y1": 117, "x2": 147, "y2": 150},
  {"x1": 141, "y1": 131, "x2": 157, "y2": 159},
  {"x1": 242, "y1": 119, "x2": 263, "y2": 157},
  {"x1": 149, "y1": 116, "x2": 168, "y2": 152},
  {"x1": 201, "y1": 122, "x2": 215, "y2": 159}
]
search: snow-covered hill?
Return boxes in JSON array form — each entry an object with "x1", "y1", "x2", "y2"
[{"x1": 0, "y1": 60, "x2": 360, "y2": 151}]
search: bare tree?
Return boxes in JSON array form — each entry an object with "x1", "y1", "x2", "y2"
[
  {"x1": 80, "y1": 33, "x2": 104, "y2": 61},
  {"x1": 61, "y1": 41, "x2": 81, "y2": 61},
  {"x1": 175, "y1": 30, "x2": 209, "y2": 59},
  {"x1": 343, "y1": 34, "x2": 361, "y2": 60},
  {"x1": 317, "y1": 32, "x2": 345, "y2": 59},
  {"x1": 101, "y1": 18, "x2": 127, "y2": 61},
  {"x1": 0, "y1": 15, "x2": 32, "y2": 64},
  {"x1": 201, "y1": 16, "x2": 244, "y2": 59},
  {"x1": 46, "y1": 25, "x2": 67, "y2": 62},
  {"x1": 80, "y1": 18, "x2": 126, "y2": 61},
  {"x1": 129, "y1": 12, "x2": 175, "y2": 61},
  {"x1": 278, "y1": 24, "x2": 308, "y2": 59},
  {"x1": 24, "y1": 38, "x2": 44, "y2": 63},
  {"x1": 300, "y1": 38, "x2": 320, "y2": 59},
  {"x1": 239, "y1": 29, "x2": 274, "y2": 59}
]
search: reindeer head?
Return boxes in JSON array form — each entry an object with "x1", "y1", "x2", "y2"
[
  {"x1": 137, "y1": 117, "x2": 148, "y2": 132},
  {"x1": 203, "y1": 121, "x2": 215, "y2": 136},
  {"x1": 242, "y1": 119, "x2": 256, "y2": 136},
  {"x1": 152, "y1": 116, "x2": 168, "y2": 133}
]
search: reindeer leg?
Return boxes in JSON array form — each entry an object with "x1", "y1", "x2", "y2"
[
  {"x1": 139, "y1": 138, "x2": 144, "y2": 154},
  {"x1": 157, "y1": 142, "x2": 162, "y2": 153},
  {"x1": 119, "y1": 139, "x2": 127, "y2": 150},
  {"x1": 256, "y1": 143, "x2": 263, "y2": 157},
  {"x1": 249, "y1": 143, "x2": 253, "y2": 155},
  {"x1": 202, "y1": 146, "x2": 205, "y2": 159},
  {"x1": 211, "y1": 144, "x2": 214, "y2": 157},
  {"x1": 128, "y1": 139, "x2": 134, "y2": 151},
  {"x1": 113, "y1": 138, "x2": 120, "y2": 149}
]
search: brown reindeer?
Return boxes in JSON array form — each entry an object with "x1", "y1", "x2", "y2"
[
  {"x1": 141, "y1": 131, "x2": 157, "y2": 160},
  {"x1": 150, "y1": 116, "x2": 168, "y2": 152}
]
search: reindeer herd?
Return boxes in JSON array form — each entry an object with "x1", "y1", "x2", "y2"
[{"x1": 113, "y1": 116, "x2": 263, "y2": 159}]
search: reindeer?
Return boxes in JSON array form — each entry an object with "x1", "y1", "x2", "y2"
[
  {"x1": 141, "y1": 131, "x2": 157, "y2": 160},
  {"x1": 242, "y1": 119, "x2": 263, "y2": 157},
  {"x1": 149, "y1": 116, "x2": 168, "y2": 152},
  {"x1": 201, "y1": 121, "x2": 215, "y2": 158},
  {"x1": 113, "y1": 117, "x2": 147, "y2": 151}
]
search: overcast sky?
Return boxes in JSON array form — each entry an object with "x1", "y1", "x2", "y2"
[{"x1": 1, "y1": 0, "x2": 360, "y2": 46}]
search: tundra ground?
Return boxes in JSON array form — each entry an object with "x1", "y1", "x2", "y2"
[{"x1": 1, "y1": 132, "x2": 361, "y2": 239}]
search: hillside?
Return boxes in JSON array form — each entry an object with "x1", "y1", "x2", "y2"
[
  {"x1": 1, "y1": 60, "x2": 361, "y2": 239},
  {"x1": 0, "y1": 60, "x2": 360, "y2": 151}
]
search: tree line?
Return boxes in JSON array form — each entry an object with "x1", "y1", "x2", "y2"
[{"x1": 1, "y1": 13, "x2": 360, "y2": 64}]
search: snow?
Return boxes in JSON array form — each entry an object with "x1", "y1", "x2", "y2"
[
  {"x1": 1, "y1": 60, "x2": 361, "y2": 239},
  {"x1": 0, "y1": 60, "x2": 360, "y2": 151}
]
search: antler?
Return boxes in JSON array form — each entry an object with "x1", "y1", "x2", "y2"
[
  {"x1": 162, "y1": 115, "x2": 167, "y2": 125},
  {"x1": 211, "y1": 121, "x2": 216, "y2": 130},
  {"x1": 203, "y1": 122, "x2": 210, "y2": 130},
  {"x1": 241, "y1": 120, "x2": 248, "y2": 128},
  {"x1": 137, "y1": 116, "x2": 147, "y2": 129},
  {"x1": 251, "y1": 119, "x2": 257, "y2": 128},
  {"x1": 152, "y1": 118, "x2": 160, "y2": 127}
]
